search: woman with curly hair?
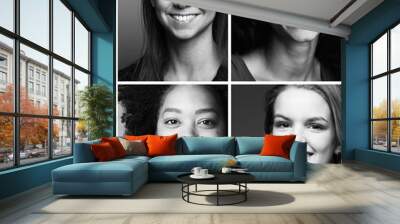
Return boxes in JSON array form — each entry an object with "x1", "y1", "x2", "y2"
[{"x1": 119, "y1": 85, "x2": 227, "y2": 137}]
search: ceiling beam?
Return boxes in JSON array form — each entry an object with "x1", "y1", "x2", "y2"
[
  {"x1": 171, "y1": 0, "x2": 351, "y2": 38},
  {"x1": 330, "y1": 0, "x2": 368, "y2": 27}
]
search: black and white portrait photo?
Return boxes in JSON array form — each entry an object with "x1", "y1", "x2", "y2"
[
  {"x1": 118, "y1": 85, "x2": 228, "y2": 137},
  {"x1": 118, "y1": 0, "x2": 228, "y2": 81},
  {"x1": 231, "y1": 16, "x2": 342, "y2": 81},
  {"x1": 232, "y1": 85, "x2": 342, "y2": 164}
]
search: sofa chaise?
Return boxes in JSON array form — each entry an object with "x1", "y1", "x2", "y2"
[{"x1": 52, "y1": 137, "x2": 307, "y2": 196}]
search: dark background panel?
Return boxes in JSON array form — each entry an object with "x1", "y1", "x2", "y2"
[{"x1": 231, "y1": 85, "x2": 274, "y2": 136}]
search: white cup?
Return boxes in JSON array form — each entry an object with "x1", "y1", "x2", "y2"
[
  {"x1": 200, "y1": 169, "x2": 208, "y2": 176},
  {"x1": 221, "y1": 167, "x2": 232, "y2": 174},
  {"x1": 191, "y1": 167, "x2": 202, "y2": 176}
]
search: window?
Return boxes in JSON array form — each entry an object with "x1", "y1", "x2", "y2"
[
  {"x1": 53, "y1": 59, "x2": 72, "y2": 117},
  {"x1": 28, "y1": 67, "x2": 34, "y2": 80},
  {"x1": 75, "y1": 18, "x2": 90, "y2": 70},
  {"x1": 35, "y1": 70, "x2": 40, "y2": 81},
  {"x1": 0, "y1": 71, "x2": 6, "y2": 85},
  {"x1": 35, "y1": 83, "x2": 40, "y2": 95},
  {"x1": 371, "y1": 22, "x2": 400, "y2": 154},
  {"x1": 53, "y1": 0, "x2": 72, "y2": 60},
  {"x1": 20, "y1": 0, "x2": 49, "y2": 49},
  {"x1": 42, "y1": 85, "x2": 46, "y2": 97},
  {"x1": 0, "y1": 55, "x2": 7, "y2": 67},
  {"x1": 0, "y1": 0, "x2": 91, "y2": 170},
  {"x1": 53, "y1": 120, "x2": 72, "y2": 158},
  {"x1": 0, "y1": 0, "x2": 14, "y2": 32},
  {"x1": 28, "y1": 81, "x2": 34, "y2": 94}
]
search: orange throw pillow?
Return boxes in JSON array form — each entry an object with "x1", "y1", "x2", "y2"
[
  {"x1": 146, "y1": 134, "x2": 177, "y2": 157},
  {"x1": 124, "y1": 135, "x2": 148, "y2": 142},
  {"x1": 101, "y1": 137, "x2": 127, "y2": 158},
  {"x1": 259, "y1": 134, "x2": 296, "y2": 159},
  {"x1": 91, "y1": 142, "x2": 117, "y2": 162}
]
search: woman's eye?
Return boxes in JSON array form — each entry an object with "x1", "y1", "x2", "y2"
[
  {"x1": 273, "y1": 121, "x2": 290, "y2": 129},
  {"x1": 197, "y1": 119, "x2": 216, "y2": 128},
  {"x1": 164, "y1": 119, "x2": 180, "y2": 127},
  {"x1": 307, "y1": 123, "x2": 327, "y2": 131}
]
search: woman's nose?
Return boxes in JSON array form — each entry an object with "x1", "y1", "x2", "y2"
[
  {"x1": 179, "y1": 125, "x2": 197, "y2": 137},
  {"x1": 293, "y1": 126, "x2": 306, "y2": 142},
  {"x1": 173, "y1": 3, "x2": 190, "y2": 10}
]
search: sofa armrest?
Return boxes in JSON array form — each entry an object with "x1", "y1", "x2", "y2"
[
  {"x1": 289, "y1": 141, "x2": 307, "y2": 181},
  {"x1": 73, "y1": 140, "x2": 100, "y2": 163}
]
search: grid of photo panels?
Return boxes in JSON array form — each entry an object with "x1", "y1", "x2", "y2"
[{"x1": 117, "y1": 1, "x2": 342, "y2": 164}]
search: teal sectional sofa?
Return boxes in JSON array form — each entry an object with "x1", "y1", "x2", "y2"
[{"x1": 52, "y1": 137, "x2": 307, "y2": 196}]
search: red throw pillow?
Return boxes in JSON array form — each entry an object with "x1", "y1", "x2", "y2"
[
  {"x1": 91, "y1": 142, "x2": 117, "y2": 161},
  {"x1": 259, "y1": 134, "x2": 296, "y2": 159},
  {"x1": 101, "y1": 137, "x2": 127, "y2": 158},
  {"x1": 124, "y1": 135, "x2": 148, "y2": 142},
  {"x1": 146, "y1": 134, "x2": 177, "y2": 157}
]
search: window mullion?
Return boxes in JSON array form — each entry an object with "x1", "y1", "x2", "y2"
[
  {"x1": 48, "y1": 0, "x2": 54, "y2": 160},
  {"x1": 388, "y1": 30, "x2": 391, "y2": 153},
  {"x1": 13, "y1": 0, "x2": 20, "y2": 167},
  {"x1": 71, "y1": 10, "x2": 76, "y2": 155},
  {"x1": 370, "y1": 45, "x2": 373, "y2": 149}
]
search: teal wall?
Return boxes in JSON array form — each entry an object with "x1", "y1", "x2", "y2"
[
  {"x1": 0, "y1": 0, "x2": 115, "y2": 200},
  {"x1": 0, "y1": 158, "x2": 72, "y2": 199},
  {"x1": 344, "y1": 0, "x2": 400, "y2": 171}
]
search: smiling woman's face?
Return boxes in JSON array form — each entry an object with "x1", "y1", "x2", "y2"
[
  {"x1": 271, "y1": 87, "x2": 335, "y2": 163},
  {"x1": 275, "y1": 25, "x2": 319, "y2": 42},
  {"x1": 151, "y1": 0, "x2": 216, "y2": 40},
  {"x1": 156, "y1": 85, "x2": 225, "y2": 137}
]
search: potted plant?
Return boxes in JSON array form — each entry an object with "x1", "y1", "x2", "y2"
[{"x1": 79, "y1": 84, "x2": 113, "y2": 140}]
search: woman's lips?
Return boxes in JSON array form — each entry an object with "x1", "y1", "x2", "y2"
[{"x1": 168, "y1": 13, "x2": 200, "y2": 23}]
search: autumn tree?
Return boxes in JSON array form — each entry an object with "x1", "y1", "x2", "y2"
[
  {"x1": 0, "y1": 84, "x2": 60, "y2": 152},
  {"x1": 372, "y1": 99, "x2": 400, "y2": 144}
]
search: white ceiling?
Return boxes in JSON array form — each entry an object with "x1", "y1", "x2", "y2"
[
  {"x1": 170, "y1": 0, "x2": 384, "y2": 37},
  {"x1": 222, "y1": 0, "x2": 352, "y2": 22}
]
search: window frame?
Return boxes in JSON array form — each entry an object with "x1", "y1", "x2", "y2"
[
  {"x1": 0, "y1": 0, "x2": 92, "y2": 171},
  {"x1": 370, "y1": 20, "x2": 400, "y2": 154}
]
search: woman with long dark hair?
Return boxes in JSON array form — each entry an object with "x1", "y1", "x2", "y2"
[
  {"x1": 264, "y1": 85, "x2": 342, "y2": 163},
  {"x1": 120, "y1": 0, "x2": 228, "y2": 81}
]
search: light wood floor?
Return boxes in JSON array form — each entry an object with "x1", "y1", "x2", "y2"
[{"x1": 1, "y1": 162, "x2": 400, "y2": 224}]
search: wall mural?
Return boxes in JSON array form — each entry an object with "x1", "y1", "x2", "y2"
[
  {"x1": 118, "y1": 85, "x2": 228, "y2": 137},
  {"x1": 119, "y1": 0, "x2": 227, "y2": 81},
  {"x1": 231, "y1": 16, "x2": 342, "y2": 81},
  {"x1": 118, "y1": 0, "x2": 343, "y2": 164}
]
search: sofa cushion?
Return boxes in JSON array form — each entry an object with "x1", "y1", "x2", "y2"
[
  {"x1": 73, "y1": 140, "x2": 100, "y2": 163},
  {"x1": 91, "y1": 142, "x2": 118, "y2": 161},
  {"x1": 260, "y1": 135, "x2": 296, "y2": 159},
  {"x1": 53, "y1": 158, "x2": 147, "y2": 183},
  {"x1": 235, "y1": 137, "x2": 263, "y2": 155},
  {"x1": 236, "y1": 155, "x2": 293, "y2": 172},
  {"x1": 147, "y1": 134, "x2": 177, "y2": 157},
  {"x1": 101, "y1": 137, "x2": 127, "y2": 158},
  {"x1": 149, "y1": 155, "x2": 235, "y2": 172},
  {"x1": 119, "y1": 138, "x2": 148, "y2": 156},
  {"x1": 178, "y1": 137, "x2": 235, "y2": 155}
]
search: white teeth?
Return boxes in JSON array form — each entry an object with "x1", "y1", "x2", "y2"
[{"x1": 171, "y1": 14, "x2": 196, "y2": 23}]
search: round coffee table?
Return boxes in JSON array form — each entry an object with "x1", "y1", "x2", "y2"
[{"x1": 177, "y1": 173, "x2": 255, "y2": 206}]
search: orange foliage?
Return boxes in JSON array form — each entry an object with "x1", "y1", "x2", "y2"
[
  {"x1": 372, "y1": 99, "x2": 400, "y2": 142},
  {"x1": 0, "y1": 84, "x2": 60, "y2": 150}
]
